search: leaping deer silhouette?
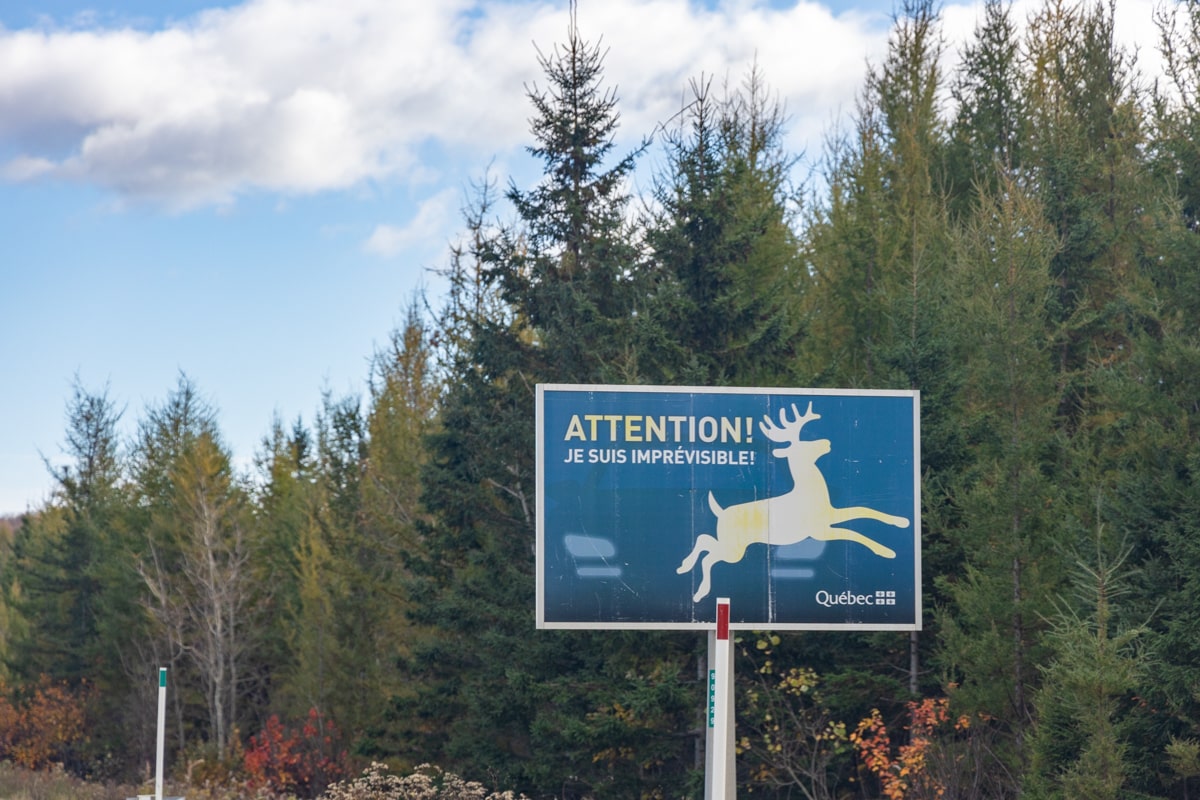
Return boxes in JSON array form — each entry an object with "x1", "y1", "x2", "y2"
[{"x1": 678, "y1": 401, "x2": 910, "y2": 603}]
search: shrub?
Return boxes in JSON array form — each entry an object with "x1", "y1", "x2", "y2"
[
  {"x1": 243, "y1": 708, "x2": 347, "y2": 798},
  {"x1": 0, "y1": 676, "x2": 89, "y2": 771},
  {"x1": 322, "y1": 762, "x2": 530, "y2": 800},
  {"x1": 0, "y1": 761, "x2": 121, "y2": 800}
]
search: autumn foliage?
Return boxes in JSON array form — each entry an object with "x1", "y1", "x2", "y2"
[
  {"x1": 0, "y1": 677, "x2": 89, "y2": 771},
  {"x1": 242, "y1": 708, "x2": 347, "y2": 798},
  {"x1": 851, "y1": 697, "x2": 969, "y2": 799}
]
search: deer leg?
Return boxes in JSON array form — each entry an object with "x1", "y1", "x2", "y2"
[
  {"x1": 678, "y1": 534, "x2": 717, "y2": 574},
  {"x1": 832, "y1": 506, "x2": 909, "y2": 528},
  {"x1": 813, "y1": 527, "x2": 897, "y2": 558},
  {"x1": 693, "y1": 549, "x2": 726, "y2": 603}
]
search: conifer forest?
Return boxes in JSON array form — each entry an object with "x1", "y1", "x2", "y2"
[{"x1": 5, "y1": 1, "x2": 1200, "y2": 797}]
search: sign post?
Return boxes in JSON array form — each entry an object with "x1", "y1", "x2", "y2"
[
  {"x1": 156, "y1": 668, "x2": 166, "y2": 800},
  {"x1": 709, "y1": 599, "x2": 734, "y2": 799}
]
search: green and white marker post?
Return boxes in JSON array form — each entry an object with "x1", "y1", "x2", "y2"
[{"x1": 156, "y1": 668, "x2": 166, "y2": 800}]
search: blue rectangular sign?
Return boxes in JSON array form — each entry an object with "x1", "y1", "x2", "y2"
[{"x1": 536, "y1": 385, "x2": 921, "y2": 630}]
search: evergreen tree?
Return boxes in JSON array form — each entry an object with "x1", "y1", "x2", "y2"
[
  {"x1": 0, "y1": 381, "x2": 148, "y2": 775},
  {"x1": 249, "y1": 416, "x2": 316, "y2": 723},
  {"x1": 945, "y1": 0, "x2": 1026, "y2": 218},
  {"x1": 333, "y1": 306, "x2": 438, "y2": 746},
  {"x1": 800, "y1": 0, "x2": 961, "y2": 707},
  {"x1": 494, "y1": 11, "x2": 650, "y2": 385},
  {"x1": 1022, "y1": 0, "x2": 1150, "y2": 402},
  {"x1": 1149, "y1": 0, "x2": 1200, "y2": 314},
  {"x1": 6, "y1": 380, "x2": 124, "y2": 685},
  {"x1": 934, "y1": 171, "x2": 1063, "y2": 785},
  {"x1": 644, "y1": 68, "x2": 805, "y2": 387},
  {"x1": 1024, "y1": 530, "x2": 1147, "y2": 800},
  {"x1": 310, "y1": 391, "x2": 377, "y2": 735},
  {"x1": 400, "y1": 11, "x2": 698, "y2": 797},
  {"x1": 1088, "y1": 9, "x2": 1200, "y2": 790},
  {"x1": 1154, "y1": 0, "x2": 1200, "y2": 231},
  {"x1": 0, "y1": 516, "x2": 17, "y2": 681},
  {"x1": 802, "y1": 0, "x2": 958, "y2": 442}
]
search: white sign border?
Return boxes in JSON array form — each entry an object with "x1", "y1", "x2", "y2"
[{"x1": 536, "y1": 384, "x2": 922, "y2": 631}]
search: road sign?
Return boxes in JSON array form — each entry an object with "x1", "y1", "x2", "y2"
[{"x1": 536, "y1": 385, "x2": 921, "y2": 630}]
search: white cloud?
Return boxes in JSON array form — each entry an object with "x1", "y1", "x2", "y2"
[
  {"x1": 0, "y1": 0, "x2": 1166, "y2": 209},
  {"x1": 2, "y1": 155, "x2": 55, "y2": 180},
  {"x1": 364, "y1": 187, "x2": 458, "y2": 257}
]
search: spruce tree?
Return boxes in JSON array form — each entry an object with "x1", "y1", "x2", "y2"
[
  {"x1": 800, "y1": 0, "x2": 961, "y2": 706},
  {"x1": 2, "y1": 380, "x2": 142, "y2": 772},
  {"x1": 644, "y1": 68, "x2": 804, "y2": 387},
  {"x1": 934, "y1": 171, "x2": 1063, "y2": 784},
  {"x1": 1024, "y1": 532, "x2": 1147, "y2": 800},
  {"x1": 6, "y1": 380, "x2": 124, "y2": 685},
  {"x1": 945, "y1": 0, "x2": 1026, "y2": 218},
  {"x1": 399, "y1": 11, "x2": 697, "y2": 797}
]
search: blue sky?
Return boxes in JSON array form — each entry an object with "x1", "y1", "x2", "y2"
[{"x1": 0, "y1": 0, "x2": 1161, "y2": 515}]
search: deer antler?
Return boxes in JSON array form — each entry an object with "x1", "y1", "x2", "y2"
[{"x1": 760, "y1": 402, "x2": 821, "y2": 442}]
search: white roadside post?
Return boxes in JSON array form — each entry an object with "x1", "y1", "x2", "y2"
[
  {"x1": 156, "y1": 668, "x2": 166, "y2": 800},
  {"x1": 709, "y1": 598, "x2": 735, "y2": 799}
]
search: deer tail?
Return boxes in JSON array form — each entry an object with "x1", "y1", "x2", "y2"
[{"x1": 708, "y1": 491, "x2": 723, "y2": 517}]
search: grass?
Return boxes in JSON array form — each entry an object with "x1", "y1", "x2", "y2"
[
  {"x1": 0, "y1": 762, "x2": 133, "y2": 800},
  {"x1": 0, "y1": 761, "x2": 531, "y2": 800},
  {"x1": 0, "y1": 762, "x2": 260, "y2": 800}
]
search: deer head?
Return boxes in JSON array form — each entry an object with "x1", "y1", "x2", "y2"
[{"x1": 760, "y1": 402, "x2": 831, "y2": 461}]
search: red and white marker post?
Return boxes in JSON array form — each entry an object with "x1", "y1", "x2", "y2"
[{"x1": 706, "y1": 598, "x2": 736, "y2": 799}]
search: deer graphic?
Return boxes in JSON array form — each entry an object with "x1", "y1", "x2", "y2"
[{"x1": 677, "y1": 402, "x2": 910, "y2": 603}]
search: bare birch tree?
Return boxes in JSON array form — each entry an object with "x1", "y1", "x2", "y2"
[{"x1": 134, "y1": 377, "x2": 253, "y2": 756}]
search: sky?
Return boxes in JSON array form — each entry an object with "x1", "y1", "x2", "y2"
[{"x1": 0, "y1": 0, "x2": 1165, "y2": 516}]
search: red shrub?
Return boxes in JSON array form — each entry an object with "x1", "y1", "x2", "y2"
[{"x1": 243, "y1": 708, "x2": 346, "y2": 798}]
